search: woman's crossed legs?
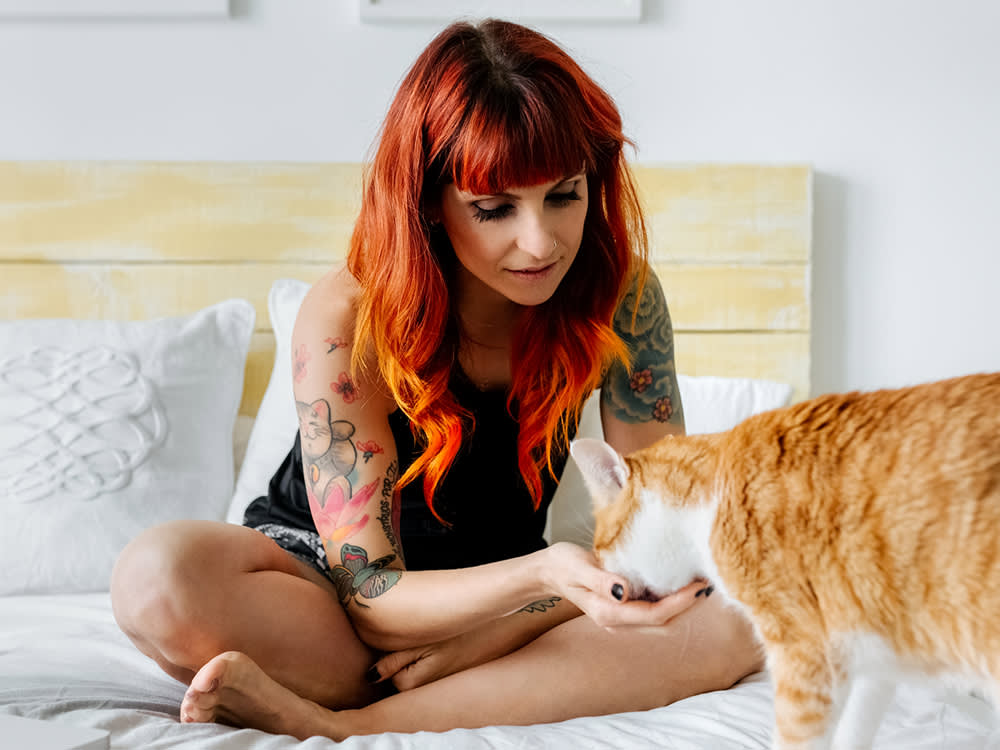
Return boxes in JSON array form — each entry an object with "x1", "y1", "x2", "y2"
[{"x1": 112, "y1": 520, "x2": 762, "y2": 740}]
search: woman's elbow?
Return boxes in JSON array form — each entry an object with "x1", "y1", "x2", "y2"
[{"x1": 352, "y1": 615, "x2": 410, "y2": 652}]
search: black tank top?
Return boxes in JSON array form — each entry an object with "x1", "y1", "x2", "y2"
[{"x1": 243, "y1": 374, "x2": 572, "y2": 571}]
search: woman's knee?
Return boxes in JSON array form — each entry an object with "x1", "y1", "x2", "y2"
[{"x1": 111, "y1": 520, "x2": 231, "y2": 658}]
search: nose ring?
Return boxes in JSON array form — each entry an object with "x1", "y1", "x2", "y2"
[{"x1": 552, "y1": 238, "x2": 558, "y2": 250}]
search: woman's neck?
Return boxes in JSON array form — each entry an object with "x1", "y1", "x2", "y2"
[
  {"x1": 453, "y1": 265, "x2": 521, "y2": 390},
  {"x1": 453, "y1": 264, "x2": 521, "y2": 349}
]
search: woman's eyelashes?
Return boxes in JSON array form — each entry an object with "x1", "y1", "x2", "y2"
[
  {"x1": 471, "y1": 189, "x2": 582, "y2": 223},
  {"x1": 472, "y1": 203, "x2": 514, "y2": 222}
]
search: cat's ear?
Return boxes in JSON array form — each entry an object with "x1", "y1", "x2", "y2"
[{"x1": 570, "y1": 438, "x2": 629, "y2": 509}]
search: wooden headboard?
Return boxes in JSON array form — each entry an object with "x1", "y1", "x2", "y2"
[{"x1": 0, "y1": 162, "x2": 812, "y2": 416}]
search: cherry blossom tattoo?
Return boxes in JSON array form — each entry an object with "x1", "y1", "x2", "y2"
[
  {"x1": 358, "y1": 440, "x2": 384, "y2": 463},
  {"x1": 325, "y1": 336, "x2": 348, "y2": 354},
  {"x1": 331, "y1": 372, "x2": 360, "y2": 403},
  {"x1": 293, "y1": 344, "x2": 310, "y2": 384}
]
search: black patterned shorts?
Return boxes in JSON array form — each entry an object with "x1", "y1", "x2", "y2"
[{"x1": 249, "y1": 522, "x2": 337, "y2": 584}]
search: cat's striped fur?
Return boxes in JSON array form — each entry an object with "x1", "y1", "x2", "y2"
[{"x1": 573, "y1": 373, "x2": 1000, "y2": 750}]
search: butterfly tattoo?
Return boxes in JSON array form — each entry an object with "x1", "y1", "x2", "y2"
[{"x1": 331, "y1": 543, "x2": 402, "y2": 609}]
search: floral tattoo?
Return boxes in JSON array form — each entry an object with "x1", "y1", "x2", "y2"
[
  {"x1": 293, "y1": 344, "x2": 310, "y2": 384},
  {"x1": 325, "y1": 336, "x2": 348, "y2": 354},
  {"x1": 602, "y1": 272, "x2": 684, "y2": 427},
  {"x1": 358, "y1": 439, "x2": 384, "y2": 463},
  {"x1": 331, "y1": 371, "x2": 360, "y2": 403}
]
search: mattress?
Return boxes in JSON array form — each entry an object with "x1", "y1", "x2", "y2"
[{"x1": 1, "y1": 594, "x2": 996, "y2": 749}]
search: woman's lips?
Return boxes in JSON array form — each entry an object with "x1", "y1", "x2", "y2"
[{"x1": 507, "y1": 262, "x2": 557, "y2": 280}]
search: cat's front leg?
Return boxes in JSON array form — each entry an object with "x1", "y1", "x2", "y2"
[{"x1": 767, "y1": 642, "x2": 837, "y2": 750}]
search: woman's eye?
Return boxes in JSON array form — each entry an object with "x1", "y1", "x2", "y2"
[
  {"x1": 473, "y1": 203, "x2": 514, "y2": 222},
  {"x1": 547, "y1": 190, "x2": 581, "y2": 207}
]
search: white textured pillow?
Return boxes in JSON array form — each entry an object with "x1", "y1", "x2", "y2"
[
  {"x1": 227, "y1": 279, "x2": 310, "y2": 523},
  {"x1": 0, "y1": 299, "x2": 255, "y2": 594},
  {"x1": 677, "y1": 375, "x2": 794, "y2": 436},
  {"x1": 544, "y1": 375, "x2": 794, "y2": 546}
]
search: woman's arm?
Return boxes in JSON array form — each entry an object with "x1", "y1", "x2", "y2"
[
  {"x1": 600, "y1": 268, "x2": 685, "y2": 453},
  {"x1": 372, "y1": 595, "x2": 579, "y2": 690}
]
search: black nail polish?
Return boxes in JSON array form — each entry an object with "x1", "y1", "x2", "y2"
[
  {"x1": 611, "y1": 583, "x2": 624, "y2": 601},
  {"x1": 365, "y1": 666, "x2": 381, "y2": 684},
  {"x1": 696, "y1": 585, "x2": 715, "y2": 598}
]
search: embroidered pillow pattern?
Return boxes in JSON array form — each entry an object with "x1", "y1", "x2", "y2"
[{"x1": 0, "y1": 346, "x2": 167, "y2": 505}]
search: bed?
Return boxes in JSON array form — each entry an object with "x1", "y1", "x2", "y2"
[{"x1": 1, "y1": 161, "x2": 995, "y2": 749}]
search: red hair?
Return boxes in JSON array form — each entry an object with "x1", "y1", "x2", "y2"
[{"x1": 347, "y1": 19, "x2": 648, "y2": 519}]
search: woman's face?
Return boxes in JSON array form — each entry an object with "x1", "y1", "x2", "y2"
[{"x1": 438, "y1": 171, "x2": 588, "y2": 310}]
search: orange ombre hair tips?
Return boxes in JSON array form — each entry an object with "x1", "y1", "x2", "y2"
[{"x1": 347, "y1": 19, "x2": 649, "y2": 519}]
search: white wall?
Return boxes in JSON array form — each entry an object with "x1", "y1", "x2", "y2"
[{"x1": 2, "y1": 0, "x2": 998, "y2": 396}]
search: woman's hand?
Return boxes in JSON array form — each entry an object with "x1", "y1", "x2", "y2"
[
  {"x1": 371, "y1": 616, "x2": 535, "y2": 691},
  {"x1": 542, "y1": 542, "x2": 705, "y2": 630},
  {"x1": 369, "y1": 630, "x2": 492, "y2": 691}
]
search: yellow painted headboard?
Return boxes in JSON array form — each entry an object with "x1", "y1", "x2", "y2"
[{"x1": 0, "y1": 162, "x2": 812, "y2": 416}]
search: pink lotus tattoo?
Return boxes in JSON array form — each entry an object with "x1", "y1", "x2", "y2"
[{"x1": 308, "y1": 477, "x2": 379, "y2": 543}]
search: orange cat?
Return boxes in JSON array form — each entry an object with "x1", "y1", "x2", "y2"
[{"x1": 572, "y1": 373, "x2": 1000, "y2": 750}]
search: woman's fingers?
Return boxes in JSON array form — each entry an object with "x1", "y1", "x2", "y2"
[
  {"x1": 373, "y1": 647, "x2": 421, "y2": 682},
  {"x1": 584, "y1": 578, "x2": 708, "y2": 628},
  {"x1": 545, "y1": 542, "x2": 710, "y2": 629}
]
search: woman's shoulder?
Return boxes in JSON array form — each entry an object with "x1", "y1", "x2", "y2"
[
  {"x1": 294, "y1": 263, "x2": 396, "y2": 413},
  {"x1": 296, "y1": 263, "x2": 359, "y2": 332},
  {"x1": 612, "y1": 264, "x2": 669, "y2": 338}
]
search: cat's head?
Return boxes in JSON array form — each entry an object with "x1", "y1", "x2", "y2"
[{"x1": 571, "y1": 436, "x2": 717, "y2": 602}]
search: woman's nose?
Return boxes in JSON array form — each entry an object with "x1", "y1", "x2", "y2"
[{"x1": 516, "y1": 221, "x2": 556, "y2": 259}]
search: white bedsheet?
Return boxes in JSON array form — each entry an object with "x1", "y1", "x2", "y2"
[{"x1": 0, "y1": 594, "x2": 996, "y2": 749}]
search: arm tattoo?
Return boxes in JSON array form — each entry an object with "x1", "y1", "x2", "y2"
[
  {"x1": 296, "y1": 398, "x2": 370, "y2": 542},
  {"x1": 601, "y1": 272, "x2": 685, "y2": 427},
  {"x1": 518, "y1": 597, "x2": 562, "y2": 614},
  {"x1": 293, "y1": 344, "x2": 311, "y2": 384},
  {"x1": 325, "y1": 336, "x2": 348, "y2": 353},
  {"x1": 378, "y1": 460, "x2": 405, "y2": 564},
  {"x1": 331, "y1": 371, "x2": 360, "y2": 404},
  {"x1": 330, "y1": 543, "x2": 402, "y2": 609}
]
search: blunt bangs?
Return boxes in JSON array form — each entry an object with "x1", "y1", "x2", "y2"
[{"x1": 444, "y1": 81, "x2": 595, "y2": 195}]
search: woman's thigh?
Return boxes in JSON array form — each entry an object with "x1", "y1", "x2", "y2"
[
  {"x1": 111, "y1": 519, "x2": 376, "y2": 708},
  {"x1": 521, "y1": 593, "x2": 764, "y2": 714},
  {"x1": 347, "y1": 592, "x2": 763, "y2": 734}
]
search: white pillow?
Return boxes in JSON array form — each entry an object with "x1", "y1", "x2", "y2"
[
  {"x1": 677, "y1": 374, "x2": 794, "y2": 436},
  {"x1": 227, "y1": 279, "x2": 310, "y2": 523},
  {"x1": 0, "y1": 299, "x2": 255, "y2": 594},
  {"x1": 544, "y1": 375, "x2": 794, "y2": 546},
  {"x1": 229, "y1": 279, "x2": 795, "y2": 547}
]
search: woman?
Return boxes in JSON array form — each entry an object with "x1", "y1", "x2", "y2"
[{"x1": 111, "y1": 18, "x2": 761, "y2": 740}]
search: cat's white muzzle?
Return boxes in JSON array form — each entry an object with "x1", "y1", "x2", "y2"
[{"x1": 603, "y1": 489, "x2": 714, "y2": 600}]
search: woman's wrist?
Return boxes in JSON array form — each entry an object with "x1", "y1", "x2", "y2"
[{"x1": 532, "y1": 542, "x2": 569, "y2": 600}]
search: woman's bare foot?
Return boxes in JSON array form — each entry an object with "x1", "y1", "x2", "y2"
[{"x1": 180, "y1": 651, "x2": 340, "y2": 740}]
